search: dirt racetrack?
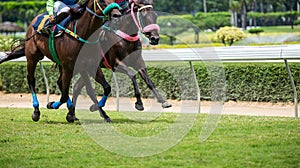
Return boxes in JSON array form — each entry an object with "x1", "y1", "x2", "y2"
[{"x1": 0, "y1": 91, "x2": 296, "y2": 117}]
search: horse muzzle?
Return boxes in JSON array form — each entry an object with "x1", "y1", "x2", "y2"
[
  {"x1": 143, "y1": 24, "x2": 160, "y2": 45},
  {"x1": 149, "y1": 36, "x2": 159, "y2": 45}
]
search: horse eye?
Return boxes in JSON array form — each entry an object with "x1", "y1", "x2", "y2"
[{"x1": 145, "y1": 32, "x2": 151, "y2": 37}]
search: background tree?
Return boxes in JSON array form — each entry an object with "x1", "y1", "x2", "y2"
[
  {"x1": 154, "y1": 0, "x2": 196, "y2": 14},
  {"x1": 203, "y1": 0, "x2": 207, "y2": 13},
  {"x1": 229, "y1": 0, "x2": 241, "y2": 27},
  {"x1": 158, "y1": 15, "x2": 196, "y2": 45},
  {"x1": 195, "y1": 12, "x2": 231, "y2": 31},
  {"x1": 0, "y1": 1, "x2": 45, "y2": 26},
  {"x1": 216, "y1": 26, "x2": 246, "y2": 46}
]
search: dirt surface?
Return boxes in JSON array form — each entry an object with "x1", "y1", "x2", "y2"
[{"x1": 0, "y1": 91, "x2": 297, "y2": 117}]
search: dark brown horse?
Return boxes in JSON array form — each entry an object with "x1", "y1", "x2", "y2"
[
  {"x1": 0, "y1": 0, "x2": 121, "y2": 123},
  {"x1": 72, "y1": 0, "x2": 171, "y2": 117}
]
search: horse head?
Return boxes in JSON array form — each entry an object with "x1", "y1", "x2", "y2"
[{"x1": 129, "y1": 0, "x2": 160, "y2": 45}]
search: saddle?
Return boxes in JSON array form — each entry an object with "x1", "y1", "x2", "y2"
[{"x1": 32, "y1": 13, "x2": 72, "y2": 37}]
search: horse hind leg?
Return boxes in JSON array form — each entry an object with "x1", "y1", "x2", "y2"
[
  {"x1": 26, "y1": 58, "x2": 41, "y2": 121},
  {"x1": 28, "y1": 76, "x2": 41, "y2": 121}
]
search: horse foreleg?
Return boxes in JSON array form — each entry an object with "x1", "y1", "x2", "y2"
[
  {"x1": 46, "y1": 68, "x2": 73, "y2": 109},
  {"x1": 46, "y1": 67, "x2": 75, "y2": 122},
  {"x1": 47, "y1": 71, "x2": 64, "y2": 109},
  {"x1": 115, "y1": 62, "x2": 144, "y2": 111},
  {"x1": 61, "y1": 68, "x2": 76, "y2": 123},
  {"x1": 138, "y1": 68, "x2": 172, "y2": 108},
  {"x1": 27, "y1": 60, "x2": 41, "y2": 121}
]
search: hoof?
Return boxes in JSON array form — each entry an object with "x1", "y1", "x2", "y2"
[
  {"x1": 162, "y1": 101, "x2": 172, "y2": 108},
  {"x1": 74, "y1": 116, "x2": 79, "y2": 121},
  {"x1": 31, "y1": 110, "x2": 40, "y2": 122},
  {"x1": 89, "y1": 104, "x2": 98, "y2": 112},
  {"x1": 135, "y1": 102, "x2": 144, "y2": 111},
  {"x1": 66, "y1": 106, "x2": 76, "y2": 123},
  {"x1": 47, "y1": 102, "x2": 55, "y2": 109},
  {"x1": 66, "y1": 114, "x2": 75, "y2": 123},
  {"x1": 104, "y1": 117, "x2": 112, "y2": 123},
  {"x1": 99, "y1": 108, "x2": 111, "y2": 122},
  {"x1": 46, "y1": 102, "x2": 54, "y2": 109}
]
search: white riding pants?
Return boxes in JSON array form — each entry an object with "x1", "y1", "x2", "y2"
[{"x1": 54, "y1": 1, "x2": 78, "y2": 16}]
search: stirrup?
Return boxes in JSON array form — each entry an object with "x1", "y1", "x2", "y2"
[
  {"x1": 40, "y1": 24, "x2": 54, "y2": 34},
  {"x1": 54, "y1": 30, "x2": 64, "y2": 37}
]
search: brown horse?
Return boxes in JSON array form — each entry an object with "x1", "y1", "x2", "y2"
[
  {"x1": 72, "y1": 0, "x2": 171, "y2": 117},
  {"x1": 0, "y1": 0, "x2": 121, "y2": 123}
]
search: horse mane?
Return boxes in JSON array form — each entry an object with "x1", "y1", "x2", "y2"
[{"x1": 122, "y1": 5, "x2": 131, "y2": 15}]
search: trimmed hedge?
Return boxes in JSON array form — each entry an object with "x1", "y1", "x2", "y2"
[{"x1": 0, "y1": 62, "x2": 299, "y2": 102}]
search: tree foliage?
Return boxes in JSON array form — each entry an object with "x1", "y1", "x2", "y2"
[
  {"x1": 248, "y1": 28, "x2": 264, "y2": 35},
  {"x1": 158, "y1": 15, "x2": 196, "y2": 45},
  {"x1": 194, "y1": 12, "x2": 231, "y2": 31},
  {"x1": 216, "y1": 26, "x2": 246, "y2": 46},
  {"x1": 0, "y1": 0, "x2": 299, "y2": 39},
  {"x1": 0, "y1": 1, "x2": 46, "y2": 27}
]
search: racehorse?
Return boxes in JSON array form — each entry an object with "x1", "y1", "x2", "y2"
[
  {"x1": 0, "y1": 0, "x2": 121, "y2": 123},
  {"x1": 72, "y1": 0, "x2": 171, "y2": 117}
]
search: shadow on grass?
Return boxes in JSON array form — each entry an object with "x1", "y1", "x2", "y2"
[
  {"x1": 44, "y1": 120, "x2": 82, "y2": 125},
  {"x1": 81, "y1": 117, "x2": 174, "y2": 125}
]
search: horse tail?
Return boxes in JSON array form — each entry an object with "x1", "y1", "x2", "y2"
[{"x1": 0, "y1": 40, "x2": 25, "y2": 64}]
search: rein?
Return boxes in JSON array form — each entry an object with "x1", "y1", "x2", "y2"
[
  {"x1": 86, "y1": 6, "x2": 106, "y2": 19},
  {"x1": 102, "y1": 25, "x2": 140, "y2": 42},
  {"x1": 94, "y1": 0, "x2": 104, "y2": 14},
  {"x1": 57, "y1": 22, "x2": 100, "y2": 44}
]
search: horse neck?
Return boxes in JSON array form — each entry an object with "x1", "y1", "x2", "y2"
[
  {"x1": 118, "y1": 12, "x2": 139, "y2": 36},
  {"x1": 71, "y1": 10, "x2": 104, "y2": 40}
]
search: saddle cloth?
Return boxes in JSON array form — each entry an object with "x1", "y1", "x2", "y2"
[{"x1": 32, "y1": 12, "x2": 70, "y2": 37}]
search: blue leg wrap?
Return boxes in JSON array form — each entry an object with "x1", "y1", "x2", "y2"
[
  {"x1": 66, "y1": 98, "x2": 74, "y2": 109},
  {"x1": 98, "y1": 95, "x2": 108, "y2": 107},
  {"x1": 32, "y1": 93, "x2": 39, "y2": 108},
  {"x1": 51, "y1": 101, "x2": 62, "y2": 109}
]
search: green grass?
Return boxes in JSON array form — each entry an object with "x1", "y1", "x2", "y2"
[
  {"x1": 152, "y1": 25, "x2": 300, "y2": 48},
  {"x1": 260, "y1": 25, "x2": 300, "y2": 33},
  {"x1": 0, "y1": 108, "x2": 300, "y2": 167}
]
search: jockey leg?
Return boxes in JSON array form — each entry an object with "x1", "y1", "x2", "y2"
[{"x1": 41, "y1": 12, "x2": 69, "y2": 33}]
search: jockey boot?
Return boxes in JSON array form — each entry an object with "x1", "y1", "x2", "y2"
[
  {"x1": 54, "y1": 12, "x2": 70, "y2": 24},
  {"x1": 40, "y1": 12, "x2": 69, "y2": 34},
  {"x1": 55, "y1": 12, "x2": 71, "y2": 36}
]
